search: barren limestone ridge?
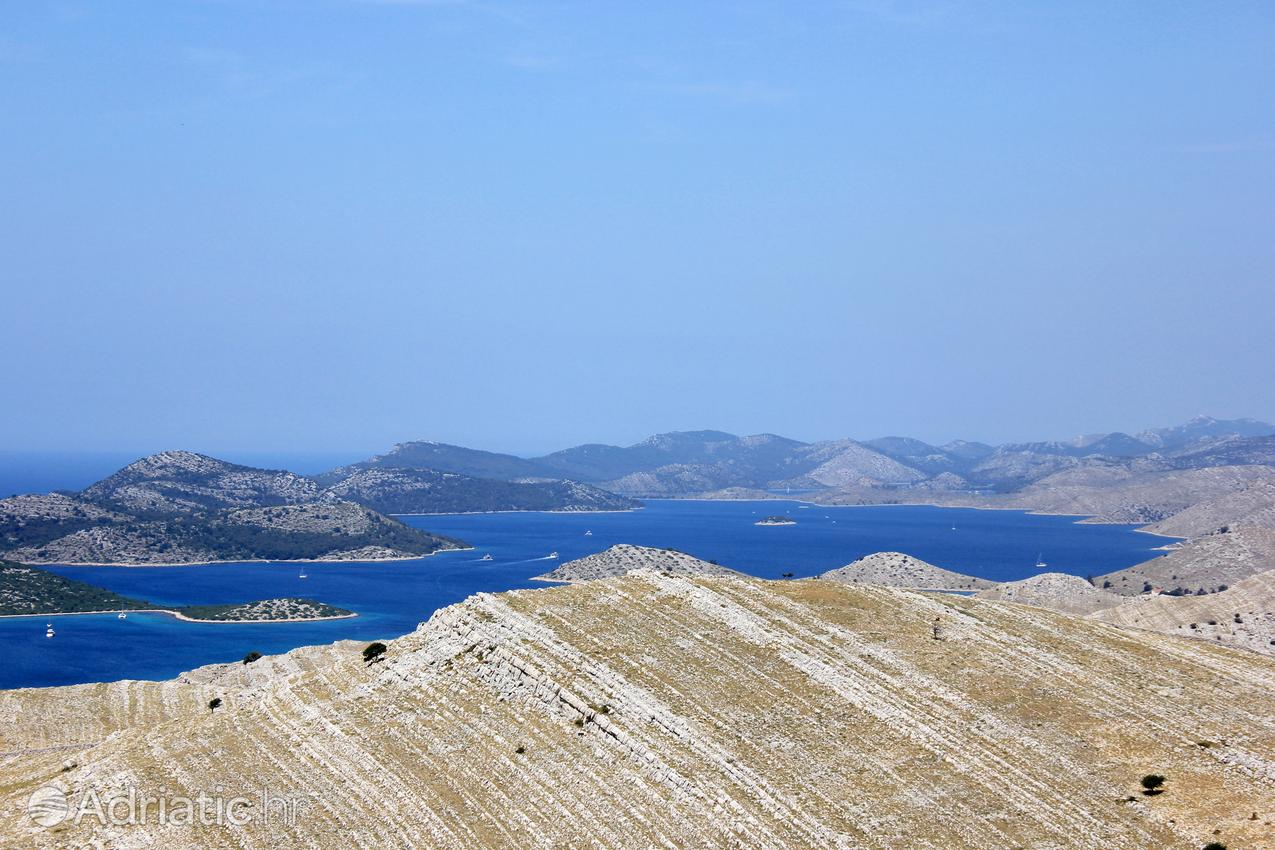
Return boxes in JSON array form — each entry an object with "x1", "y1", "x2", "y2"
[
  {"x1": 2, "y1": 573, "x2": 1274, "y2": 849},
  {"x1": 975, "y1": 572, "x2": 1124, "y2": 616},
  {"x1": 1096, "y1": 526, "x2": 1275, "y2": 597},
  {"x1": 819, "y1": 551, "x2": 995, "y2": 591},
  {"x1": 1092, "y1": 569, "x2": 1275, "y2": 656},
  {"x1": 534, "y1": 544, "x2": 740, "y2": 582}
]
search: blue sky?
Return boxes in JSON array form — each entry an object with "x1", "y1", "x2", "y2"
[{"x1": 2, "y1": 1, "x2": 1272, "y2": 455}]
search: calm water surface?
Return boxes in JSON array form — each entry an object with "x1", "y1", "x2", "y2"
[{"x1": 1, "y1": 500, "x2": 1173, "y2": 688}]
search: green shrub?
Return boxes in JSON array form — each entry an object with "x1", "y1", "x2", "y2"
[
  {"x1": 363, "y1": 642, "x2": 388, "y2": 664},
  {"x1": 1140, "y1": 774, "x2": 1166, "y2": 794},
  {"x1": 242, "y1": 651, "x2": 262, "y2": 665},
  {"x1": 208, "y1": 697, "x2": 222, "y2": 711}
]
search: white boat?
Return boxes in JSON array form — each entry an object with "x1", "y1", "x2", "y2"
[
  {"x1": 584, "y1": 530, "x2": 593, "y2": 536},
  {"x1": 298, "y1": 570, "x2": 308, "y2": 579},
  {"x1": 547, "y1": 551, "x2": 559, "y2": 560},
  {"x1": 479, "y1": 553, "x2": 493, "y2": 562},
  {"x1": 952, "y1": 524, "x2": 957, "y2": 531},
  {"x1": 118, "y1": 612, "x2": 127, "y2": 620},
  {"x1": 45, "y1": 627, "x2": 55, "y2": 638},
  {"x1": 1035, "y1": 553, "x2": 1047, "y2": 568}
]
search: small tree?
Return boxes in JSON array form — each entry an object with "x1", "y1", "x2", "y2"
[
  {"x1": 363, "y1": 642, "x2": 388, "y2": 664},
  {"x1": 242, "y1": 651, "x2": 262, "y2": 665},
  {"x1": 1203, "y1": 843, "x2": 1227, "y2": 850},
  {"x1": 208, "y1": 697, "x2": 222, "y2": 712},
  {"x1": 1140, "y1": 774, "x2": 1166, "y2": 794}
]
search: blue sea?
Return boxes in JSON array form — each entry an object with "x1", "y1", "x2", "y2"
[{"x1": 0, "y1": 500, "x2": 1174, "y2": 689}]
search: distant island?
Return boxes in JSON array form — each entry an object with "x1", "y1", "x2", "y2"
[
  {"x1": 0, "y1": 562, "x2": 354, "y2": 622},
  {"x1": 0, "y1": 452, "x2": 467, "y2": 566},
  {"x1": 0, "y1": 446, "x2": 643, "y2": 565},
  {"x1": 172, "y1": 598, "x2": 355, "y2": 623},
  {"x1": 754, "y1": 515, "x2": 796, "y2": 526}
]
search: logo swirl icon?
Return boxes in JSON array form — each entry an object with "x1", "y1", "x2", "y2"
[{"x1": 28, "y1": 784, "x2": 69, "y2": 827}]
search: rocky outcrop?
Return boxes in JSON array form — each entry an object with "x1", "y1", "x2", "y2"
[
  {"x1": 1092, "y1": 569, "x2": 1275, "y2": 656},
  {"x1": 535, "y1": 544, "x2": 740, "y2": 583},
  {"x1": 1, "y1": 573, "x2": 1272, "y2": 849},
  {"x1": 1095, "y1": 526, "x2": 1275, "y2": 597},
  {"x1": 819, "y1": 551, "x2": 993, "y2": 591},
  {"x1": 975, "y1": 572, "x2": 1122, "y2": 616}
]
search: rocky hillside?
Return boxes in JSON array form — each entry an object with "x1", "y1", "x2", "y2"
[
  {"x1": 975, "y1": 572, "x2": 1123, "y2": 616},
  {"x1": 0, "y1": 493, "x2": 129, "y2": 551},
  {"x1": 2, "y1": 573, "x2": 1273, "y2": 849},
  {"x1": 819, "y1": 551, "x2": 994, "y2": 591},
  {"x1": 1095, "y1": 526, "x2": 1275, "y2": 597},
  {"x1": 335, "y1": 440, "x2": 549, "y2": 480},
  {"x1": 1092, "y1": 569, "x2": 1275, "y2": 656},
  {"x1": 1139, "y1": 473, "x2": 1275, "y2": 537},
  {"x1": 0, "y1": 561, "x2": 153, "y2": 615},
  {"x1": 319, "y1": 418, "x2": 1275, "y2": 503},
  {"x1": 323, "y1": 467, "x2": 637, "y2": 514},
  {"x1": 3, "y1": 500, "x2": 461, "y2": 565},
  {"x1": 535, "y1": 544, "x2": 740, "y2": 582},
  {"x1": 81, "y1": 450, "x2": 322, "y2": 514}
]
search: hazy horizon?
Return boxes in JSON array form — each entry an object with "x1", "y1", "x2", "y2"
[
  {"x1": 0, "y1": 411, "x2": 1270, "y2": 464},
  {"x1": 4, "y1": 2, "x2": 1273, "y2": 453}
]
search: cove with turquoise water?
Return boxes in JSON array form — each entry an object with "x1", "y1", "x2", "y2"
[{"x1": 0, "y1": 500, "x2": 1175, "y2": 689}]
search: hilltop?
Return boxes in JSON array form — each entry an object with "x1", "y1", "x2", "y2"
[
  {"x1": 0, "y1": 454, "x2": 466, "y2": 565},
  {"x1": 975, "y1": 572, "x2": 1123, "y2": 616},
  {"x1": 2, "y1": 572, "x2": 1272, "y2": 849},
  {"x1": 819, "y1": 551, "x2": 994, "y2": 591},
  {"x1": 534, "y1": 544, "x2": 740, "y2": 583}
]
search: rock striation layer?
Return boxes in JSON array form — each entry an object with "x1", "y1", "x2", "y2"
[{"x1": 1, "y1": 573, "x2": 1273, "y2": 849}]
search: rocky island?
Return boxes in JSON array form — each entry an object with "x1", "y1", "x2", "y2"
[
  {"x1": 172, "y1": 598, "x2": 355, "y2": 623},
  {"x1": 753, "y1": 515, "x2": 796, "y2": 526},
  {"x1": 0, "y1": 562, "x2": 354, "y2": 622},
  {"x1": 0, "y1": 452, "x2": 466, "y2": 565}
]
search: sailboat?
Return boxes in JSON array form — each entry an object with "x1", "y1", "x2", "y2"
[
  {"x1": 1035, "y1": 552, "x2": 1048, "y2": 568},
  {"x1": 479, "y1": 553, "x2": 493, "y2": 562},
  {"x1": 118, "y1": 612, "x2": 127, "y2": 620},
  {"x1": 45, "y1": 623, "x2": 55, "y2": 638},
  {"x1": 298, "y1": 568, "x2": 308, "y2": 579}
]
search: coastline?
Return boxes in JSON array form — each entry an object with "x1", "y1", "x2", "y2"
[
  {"x1": 23, "y1": 545, "x2": 474, "y2": 568},
  {"x1": 0, "y1": 607, "x2": 359, "y2": 624},
  {"x1": 391, "y1": 507, "x2": 642, "y2": 517},
  {"x1": 660, "y1": 495, "x2": 1187, "y2": 541}
]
